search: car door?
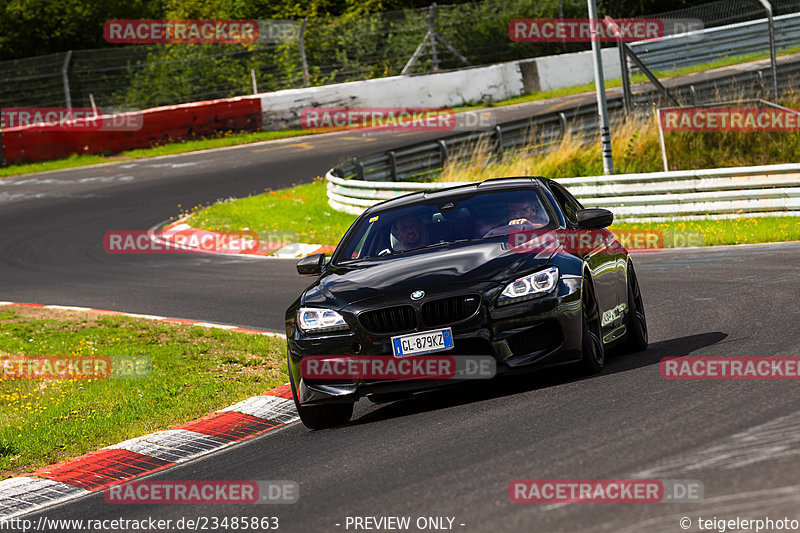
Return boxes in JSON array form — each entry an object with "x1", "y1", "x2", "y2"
[{"x1": 548, "y1": 181, "x2": 625, "y2": 336}]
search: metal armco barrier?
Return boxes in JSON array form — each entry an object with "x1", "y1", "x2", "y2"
[
  {"x1": 628, "y1": 13, "x2": 800, "y2": 72},
  {"x1": 329, "y1": 55, "x2": 800, "y2": 187},
  {"x1": 326, "y1": 163, "x2": 800, "y2": 221}
]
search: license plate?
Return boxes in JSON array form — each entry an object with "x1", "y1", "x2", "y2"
[{"x1": 391, "y1": 328, "x2": 454, "y2": 357}]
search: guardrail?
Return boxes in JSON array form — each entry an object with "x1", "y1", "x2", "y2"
[
  {"x1": 329, "y1": 57, "x2": 800, "y2": 186},
  {"x1": 1, "y1": 97, "x2": 262, "y2": 166},
  {"x1": 628, "y1": 13, "x2": 800, "y2": 72},
  {"x1": 326, "y1": 163, "x2": 800, "y2": 221}
]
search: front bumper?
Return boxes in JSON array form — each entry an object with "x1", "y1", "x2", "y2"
[{"x1": 287, "y1": 276, "x2": 582, "y2": 406}]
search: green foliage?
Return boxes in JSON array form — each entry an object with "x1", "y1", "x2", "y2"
[
  {"x1": 0, "y1": 0, "x2": 161, "y2": 59},
  {"x1": 120, "y1": 44, "x2": 255, "y2": 107},
  {"x1": 0, "y1": 0, "x2": 744, "y2": 115}
]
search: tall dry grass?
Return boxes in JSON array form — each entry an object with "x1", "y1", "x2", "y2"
[{"x1": 438, "y1": 89, "x2": 800, "y2": 182}]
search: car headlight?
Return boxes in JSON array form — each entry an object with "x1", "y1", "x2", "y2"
[
  {"x1": 498, "y1": 266, "x2": 560, "y2": 304},
  {"x1": 297, "y1": 307, "x2": 349, "y2": 333}
]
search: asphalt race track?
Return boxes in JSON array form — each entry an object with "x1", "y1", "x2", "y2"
[
  {"x1": 0, "y1": 92, "x2": 607, "y2": 331},
  {"x1": 3, "y1": 93, "x2": 800, "y2": 532}
]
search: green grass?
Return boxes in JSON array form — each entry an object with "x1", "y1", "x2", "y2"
[
  {"x1": 612, "y1": 217, "x2": 800, "y2": 247},
  {"x1": 0, "y1": 129, "x2": 311, "y2": 178},
  {"x1": 187, "y1": 179, "x2": 800, "y2": 248},
  {"x1": 0, "y1": 306, "x2": 287, "y2": 478},
  {"x1": 189, "y1": 177, "x2": 358, "y2": 245}
]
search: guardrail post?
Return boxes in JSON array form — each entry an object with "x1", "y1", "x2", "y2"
[
  {"x1": 558, "y1": 112, "x2": 568, "y2": 138},
  {"x1": 352, "y1": 157, "x2": 364, "y2": 180},
  {"x1": 614, "y1": 22, "x2": 632, "y2": 114},
  {"x1": 690, "y1": 85, "x2": 696, "y2": 105},
  {"x1": 388, "y1": 151, "x2": 397, "y2": 181},
  {"x1": 62, "y1": 50, "x2": 73, "y2": 112},
  {"x1": 299, "y1": 20, "x2": 310, "y2": 87},
  {"x1": 758, "y1": 0, "x2": 779, "y2": 100},
  {"x1": 251, "y1": 68, "x2": 258, "y2": 94},
  {"x1": 494, "y1": 126, "x2": 504, "y2": 161},
  {"x1": 757, "y1": 70, "x2": 766, "y2": 98},
  {"x1": 427, "y1": 4, "x2": 440, "y2": 72},
  {"x1": 622, "y1": 43, "x2": 679, "y2": 107},
  {"x1": 437, "y1": 140, "x2": 448, "y2": 166}
]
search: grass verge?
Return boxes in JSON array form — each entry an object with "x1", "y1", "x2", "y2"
[
  {"x1": 0, "y1": 306, "x2": 286, "y2": 479},
  {"x1": 187, "y1": 180, "x2": 800, "y2": 248},
  {"x1": 613, "y1": 217, "x2": 800, "y2": 247},
  {"x1": 0, "y1": 129, "x2": 311, "y2": 178},
  {"x1": 188, "y1": 177, "x2": 358, "y2": 245}
]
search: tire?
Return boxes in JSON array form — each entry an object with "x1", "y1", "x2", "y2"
[
  {"x1": 578, "y1": 276, "x2": 605, "y2": 374},
  {"x1": 622, "y1": 262, "x2": 648, "y2": 354},
  {"x1": 288, "y1": 354, "x2": 353, "y2": 430}
]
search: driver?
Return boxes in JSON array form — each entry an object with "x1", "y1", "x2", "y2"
[
  {"x1": 394, "y1": 214, "x2": 426, "y2": 250},
  {"x1": 507, "y1": 198, "x2": 542, "y2": 227},
  {"x1": 482, "y1": 198, "x2": 545, "y2": 237}
]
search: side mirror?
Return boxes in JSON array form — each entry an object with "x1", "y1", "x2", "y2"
[
  {"x1": 296, "y1": 253, "x2": 326, "y2": 275},
  {"x1": 576, "y1": 208, "x2": 614, "y2": 229}
]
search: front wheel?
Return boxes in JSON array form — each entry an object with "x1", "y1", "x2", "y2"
[
  {"x1": 622, "y1": 262, "x2": 648, "y2": 354},
  {"x1": 578, "y1": 276, "x2": 605, "y2": 374},
  {"x1": 288, "y1": 354, "x2": 353, "y2": 430}
]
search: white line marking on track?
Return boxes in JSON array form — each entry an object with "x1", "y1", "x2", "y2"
[{"x1": 43, "y1": 305, "x2": 91, "y2": 311}]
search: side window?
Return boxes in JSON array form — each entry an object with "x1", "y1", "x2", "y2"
[
  {"x1": 349, "y1": 224, "x2": 373, "y2": 258},
  {"x1": 549, "y1": 182, "x2": 583, "y2": 225}
]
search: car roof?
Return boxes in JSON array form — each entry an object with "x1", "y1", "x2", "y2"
[{"x1": 365, "y1": 176, "x2": 551, "y2": 213}]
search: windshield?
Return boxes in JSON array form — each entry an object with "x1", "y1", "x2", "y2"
[{"x1": 336, "y1": 188, "x2": 553, "y2": 262}]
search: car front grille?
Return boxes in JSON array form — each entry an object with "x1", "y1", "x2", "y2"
[
  {"x1": 358, "y1": 294, "x2": 481, "y2": 335},
  {"x1": 359, "y1": 305, "x2": 416, "y2": 334},
  {"x1": 421, "y1": 294, "x2": 480, "y2": 327}
]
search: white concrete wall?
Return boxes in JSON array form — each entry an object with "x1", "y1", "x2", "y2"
[
  {"x1": 257, "y1": 49, "x2": 620, "y2": 129},
  {"x1": 535, "y1": 48, "x2": 621, "y2": 92},
  {"x1": 258, "y1": 61, "x2": 525, "y2": 128}
]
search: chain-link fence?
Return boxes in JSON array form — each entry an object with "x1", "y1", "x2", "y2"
[{"x1": 2, "y1": 0, "x2": 800, "y2": 112}]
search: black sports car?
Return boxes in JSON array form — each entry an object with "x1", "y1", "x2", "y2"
[{"x1": 285, "y1": 177, "x2": 648, "y2": 429}]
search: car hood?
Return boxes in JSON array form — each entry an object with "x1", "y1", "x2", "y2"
[{"x1": 302, "y1": 240, "x2": 554, "y2": 308}]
